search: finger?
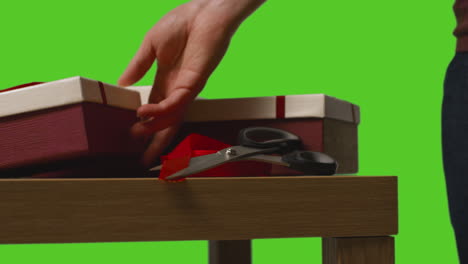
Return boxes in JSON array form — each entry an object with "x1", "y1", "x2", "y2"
[
  {"x1": 148, "y1": 66, "x2": 171, "y2": 104},
  {"x1": 137, "y1": 88, "x2": 194, "y2": 118},
  {"x1": 144, "y1": 20, "x2": 190, "y2": 104},
  {"x1": 141, "y1": 125, "x2": 180, "y2": 167},
  {"x1": 131, "y1": 111, "x2": 184, "y2": 137},
  {"x1": 118, "y1": 36, "x2": 157, "y2": 86},
  {"x1": 132, "y1": 33, "x2": 231, "y2": 135}
]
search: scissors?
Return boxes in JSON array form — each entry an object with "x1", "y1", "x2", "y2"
[{"x1": 150, "y1": 127, "x2": 338, "y2": 180}]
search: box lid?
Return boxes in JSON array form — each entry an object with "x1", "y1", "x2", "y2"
[
  {"x1": 2, "y1": 78, "x2": 359, "y2": 124},
  {"x1": 128, "y1": 86, "x2": 360, "y2": 124},
  {"x1": 0, "y1": 77, "x2": 141, "y2": 118}
]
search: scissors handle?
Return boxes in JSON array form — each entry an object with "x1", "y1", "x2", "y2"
[
  {"x1": 282, "y1": 151, "x2": 338, "y2": 175},
  {"x1": 238, "y1": 127, "x2": 301, "y2": 153}
]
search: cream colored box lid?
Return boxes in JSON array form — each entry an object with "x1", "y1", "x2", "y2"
[
  {"x1": 0, "y1": 77, "x2": 141, "y2": 118},
  {"x1": 128, "y1": 86, "x2": 360, "y2": 124}
]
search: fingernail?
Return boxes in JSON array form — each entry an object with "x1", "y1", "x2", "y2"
[{"x1": 139, "y1": 116, "x2": 154, "y2": 124}]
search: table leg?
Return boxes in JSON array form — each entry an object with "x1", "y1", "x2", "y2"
[
  {"x1": 322, "y1": 236, "x2": 395, "y2": 264},
  {"x1": 209, "y1": 240, "x2": 251, "y2": 264}
]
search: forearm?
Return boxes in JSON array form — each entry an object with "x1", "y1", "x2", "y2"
[{"x1": 197, "y1": 0, "x2": 266, "y2": 31}]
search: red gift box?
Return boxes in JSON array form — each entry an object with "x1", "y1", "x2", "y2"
[{"x1": 0, "y1": 77, "x2": 145, "y2": 177}]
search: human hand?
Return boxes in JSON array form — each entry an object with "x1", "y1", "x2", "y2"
[{"x1": 118, "y1": 0, "x2": 265, "y2": 167}]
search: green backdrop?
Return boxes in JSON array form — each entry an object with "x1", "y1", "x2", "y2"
[{"x1": 0, "y1": 0, "x2": 457, "y2": 263}]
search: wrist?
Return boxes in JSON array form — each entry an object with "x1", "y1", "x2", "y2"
[{"x1": 203, "y1": 0, "x2": 266, "y2": 27}]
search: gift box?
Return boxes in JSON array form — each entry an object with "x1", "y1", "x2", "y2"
[
  {"x1": 0, "y1": 77, "x2": 145, "y2": 177},
  {"x1": 129, "y1": 86, "x2": 360, "y2": 175}
]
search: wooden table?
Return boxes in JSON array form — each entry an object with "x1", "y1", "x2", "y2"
[{"x1": 0, "y1": 176, "x2": 398, "y2": 264}]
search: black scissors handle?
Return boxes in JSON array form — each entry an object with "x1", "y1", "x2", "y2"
[
  {"x1": 238, "y1": 127, "x2": 302, "y2": 154},
  {"x1": 282, "y1": 151, "x2": 338, "y2": 175}
]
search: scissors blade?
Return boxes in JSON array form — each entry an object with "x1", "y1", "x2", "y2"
[
  {"x1": 165, "y1": 145, "x2": 279, "y2": 180},
  {"x1": 243, "y1": 154, "x2": 288, "y2": 166},
  {"x1": 149, "y1": 164, "x2": 162, "y2": 171},
  {"x1": 164, "y1": 152, "x2": 226, "y2": 180},
  {"x1": 149, "y1": 154, "x2": 286, "y2": 172}
]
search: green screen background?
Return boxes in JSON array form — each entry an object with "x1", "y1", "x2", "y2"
[{"x1": 0, "y1": 0, "x2": 457, "y2": 263}]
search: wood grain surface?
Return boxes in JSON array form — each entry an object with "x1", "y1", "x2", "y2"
[
  {"x1": 322, "y1": 236, "x2": 395, "y2": 264},
  {"x1": 209, "y1": 240, "x2": 251, "y2": 264},
  {"x1": 0, "y1": 176, "x2": 397, "y2": 244}
]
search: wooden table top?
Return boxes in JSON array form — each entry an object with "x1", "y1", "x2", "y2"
[{"x1": 0, "y1": 176, "x2": 397, "y2": 244}]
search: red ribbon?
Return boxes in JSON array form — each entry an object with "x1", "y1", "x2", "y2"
[
  {"x1": 159, "y1": 133, "x2": 272, "y2": 181},
  {"x1": 97, "y1": 81, "x2": 108, "y2": 105},
  {"x1": 276, "y1": 96, "x2": 285, "y2": 119}
]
